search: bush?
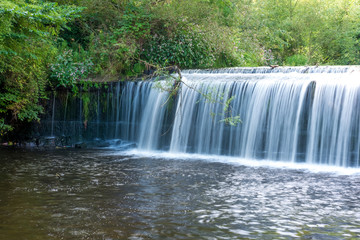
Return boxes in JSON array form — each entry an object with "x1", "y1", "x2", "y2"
[
  {"x1": 0, "y1": 0, "x2": 81, "y2": 136},
  {"x1": 142, "y1": 29, "x2": 216, "y2": 69},
  {"x1": 50, "y1": 48, "x2": 94, "y2": 90},
  {"x1": 284, "y1": 54, "x2": 308, "y2": 66}
]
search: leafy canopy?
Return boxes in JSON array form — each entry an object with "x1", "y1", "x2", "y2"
[{"x1": 0, "y1": 0, "x2": 82, "y2": 136}]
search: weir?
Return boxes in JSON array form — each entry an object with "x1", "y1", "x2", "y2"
[{"x1": 40, "y1": 66, "x2": 360, "y2": 167}]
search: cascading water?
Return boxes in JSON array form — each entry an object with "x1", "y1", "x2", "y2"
[
  {"x1": 168, "y1": 69, "x2": 360, "y2": 167},
  {"x1": 50, "y1": 93, "x2": 56, "y2": 137},
  {"x1": 42, "y1": 66, "x2": 360, "y2": 167}
]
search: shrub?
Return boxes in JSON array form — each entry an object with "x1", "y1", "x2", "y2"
[
  {"x1": 142, "y1": 28, "x2": 216, "y2": 69},
  {"x1": 50, "y1": 49, "x2": 94, "y2": 90},
  {"x1": 0, "y1": 0, "x2": 81, "y2": 136},
  {"x1": 285, "y1": 54, "x2": 308, "y2": 66}
]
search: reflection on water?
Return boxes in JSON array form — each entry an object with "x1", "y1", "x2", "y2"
[{"x1": 0, "y1": 148, "x2": 360, "y2": 239}]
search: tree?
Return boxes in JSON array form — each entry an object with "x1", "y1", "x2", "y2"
[{"x1": 0, "y1": 0, "x2": 81, "y2": 137}]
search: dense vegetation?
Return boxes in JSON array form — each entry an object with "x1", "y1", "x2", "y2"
[{"x1": 1, "y1": 0, "x2": 360, "y2": 138}]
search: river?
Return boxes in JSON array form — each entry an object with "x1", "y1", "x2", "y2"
[{"x1": 1, "y1": 148, "x2": 360, "y2": 239}]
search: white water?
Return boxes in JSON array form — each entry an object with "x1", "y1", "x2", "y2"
[
  {"x1": 138, "y1": 82, "x2": 170, "y2": 150},
  {"x1": 119, "y1": 67, "x2": 360, "y2": 168},
  {"x1": 50, "y1": 93, "x2": 56, "y2": 137},
  {"x1": 114, "y1": 149, "x2": 360, "y2": 175},
  {"x1": 48, "y1": 66, "x2": 360, "y2": 168},
  {"x1": 307, "y1": 75, "x2": 360, "y2": 166}
]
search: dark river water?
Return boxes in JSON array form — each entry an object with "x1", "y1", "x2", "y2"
[{"x1": 1, "y1": 148, "x2": 360, "y2": 239}]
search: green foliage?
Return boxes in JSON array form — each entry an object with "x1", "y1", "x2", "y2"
[
  {"x1": 118, "y1": 3, "x2": 151, "y2": 39},
  {"x1": 242, "y1": 0, "x2": 360, "y2": 65},
  {"x1": 0, "y1": 0, "x2": 82, "y2": 137},
  {"x1": 220, "y1": 115, "x2": 242, "y2": 126},
  {"x1": 142, "y1": 29, "x2": 216, "y2": 69},
  {"x1": 50, "y1": 48, "x2": 93, "y2": 90},
  {"x1": 0, "y1": 118, "x2": 13, "y2": 136},
  {"x1": 60, "y1": 0, "x2": 241, "y2": 76},
  {"x1": 89, "y1": 31, "x2": 139, "y2": 76},
  {"x1": 84, "y1": 1, "x2": 151, "y2": 76},
  {"x1": 148, "y1": 0, "x2": 240, "y2": 68},
  {"x1": 81, "y1": 92, "x2": 90, "y2": 121},
  {"x1": 285, "y1": 54, "x2": 308, "y2": 66}
]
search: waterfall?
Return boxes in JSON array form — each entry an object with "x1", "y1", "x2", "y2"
[
  {"x1": 166, "y1": 68, "x2": 360, "y2": 167},
  {"x1": 42, "y1": 66, "x2": 360, "y2": 167},
  {"x1": 306, "y1": 75, "x2": 360, "y2": 166},
  {"x1": 96, "y1": 89, "x2": 100, "y2": 138},
  {"x1": 50, "y1": 92, "x2": 56, "y2": 137}
]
